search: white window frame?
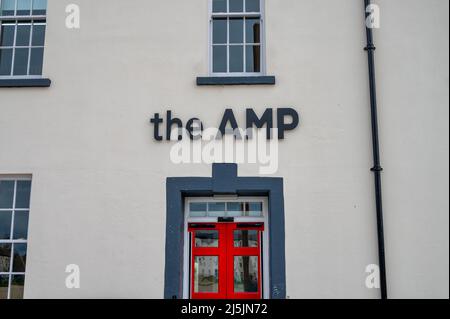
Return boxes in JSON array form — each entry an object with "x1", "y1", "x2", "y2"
[
  {"x1": 208, "y1": 0, "x2": 266, "y2": 77},
  {"x1": 182, "y1": 196, "x2": 270, "y2": 299},
  {"x1": 0, "y1": 0, "x2": 47, "y2": 79},
  {"x1": 0, "y1": 175, "x2": 32, "y2": 300}
]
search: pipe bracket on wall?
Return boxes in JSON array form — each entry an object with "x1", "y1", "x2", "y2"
[{"x1": 364, "y1": 44, "x2": 377, "y2": 51}]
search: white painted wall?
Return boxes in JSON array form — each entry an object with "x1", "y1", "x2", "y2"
[
  {"x1": 376, "y1": 0, "x2": 449, "y2": 299},
  {"x1": 0, "y1": 0, "x2": 448, "y2": 299}
]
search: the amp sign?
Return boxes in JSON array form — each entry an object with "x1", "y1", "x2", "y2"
[{"x1": 150, "y1": 108, "x2": 300, "y2": 141}]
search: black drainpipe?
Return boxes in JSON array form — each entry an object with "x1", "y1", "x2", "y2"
[{"x1": 363, "y1": 0, "x2": 388, "y2": 299}]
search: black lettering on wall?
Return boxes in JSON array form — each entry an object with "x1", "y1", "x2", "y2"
[
  {"x1": 166, "y1": 111, "x2": 183, "y2": 141},
  {"x1": 219, "y1": 109, "x2": 239, "y2": 136},
  {"x1": 186, "y1": 118, "x2": 204, "y2": 140},
  {"x1": 246, "y1": 108, "x2": 273, "y2": 140},
  {"x1": 277, "y1": 108, "x2": 300, "y2": 140},
  {"x1": 150, "y1": 113, "x2": 164, "y2": 141}
]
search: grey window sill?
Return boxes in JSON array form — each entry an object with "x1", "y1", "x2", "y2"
[
  {"x1": 0, "y1": 78, "x2": 51, "y2": 88},
  {"x1": 197, "y1": 76, "x2": 276, "y2": 86}
]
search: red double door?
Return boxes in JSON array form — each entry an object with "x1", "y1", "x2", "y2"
[{"x1": 188, "y1": 222, "x2": 264, "y2": 299}]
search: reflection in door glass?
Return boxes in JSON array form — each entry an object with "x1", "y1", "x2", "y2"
[
  {"x1": 234, "y1": 256, "x2": 258, "y2": 293},
  {"x1": 195, "y1": 230, "x2": 219, "y2": 247},
  {"x1": 194, "y1": 256, "x2": 219, "y2": 293},
  {"x1": 234, "y1": 230, "x2": 258, "y2": 247}
]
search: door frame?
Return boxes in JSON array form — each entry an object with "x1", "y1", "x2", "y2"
[
  {"x1": 164, "y1": 163, "x2": 286, "y2": 299},
  {"x1": 182, "y1": 197, "x2": 270, "y2": 299}
]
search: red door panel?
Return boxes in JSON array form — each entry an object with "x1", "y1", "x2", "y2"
[
  {"x1": 189, "y1": 224, "x2": 227, "y2": 299},
  {"x1": 189, "y1": 223, "x2": 264, "y2": 299},
  {"x1": 226, "y1": 223, "x2": 263, "y2": 299}
]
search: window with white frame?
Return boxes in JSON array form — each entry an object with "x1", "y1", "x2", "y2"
[
  {"x1": 0, "y1": 0, "x2": 47, "y2": 78},
  {"x1": 0, "y1": 178, "x2": 31, "y2": 299},
  {"x1": 210, "y1": 0, "x2": 264, "y2": 75},
  {"x1": 189, "y1": 200, "x2": 264, "y2": 218}
]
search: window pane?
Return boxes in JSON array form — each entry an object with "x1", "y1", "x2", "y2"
[
  {"x1": 0, "y1": 181, "x2": 14, "y2": 209},
  {"x1": 0, "y1": 275, "x2": 9, "y2": 299},
  {"x1": 29, "y1": 47, "x2": 43, "y2": 75},
  {"x1": 229, "y1": 45, "x2": 243, "y2": 72},
  {"x1": 0, "y1": 48, "x2": 13, "y2": 75},
  {"x1": 229, "y1": 0, "x2": 243, "y2": 12},
  {"x1": 31, "y1": 23, "x2": 45, "y2": 46},
  {"x1": 13, "y1": 48, "x2": 29, "y2": 75},
  {"x1": 15, "y1": 181, "x2": 31, "y2": 209},
  {"x1": 189, "y1": 202, "x2": 207, "y2": 218},
  {"x1": 10, "y1": 275, "x2": 24, "y2": 299},
  {"x1": 12, "y1": 243, "x2": 27, "y2": 272},
  {"x1": 0, "y1": 23, "x2": 15, "y2": 46},
  {"x1": 245, "y1": 45, "x2": 260, "y2": 72},
  {"x1": 207, "y1": 202, "x2": 226, "y2": 217},
  {"x1": 246, "y1": 0, "x2": 260, "y2": 12},
  {"x1": 0, "y1": 0, "x2": 15, "y2": 16},
  {"x1": 194, "y1": 256, "x2": 219, "y2": 293},
  {"x1": 234, "y1": 256, "x2": 259, "y2": 293},
  {"x1": 212, "y1": 45, "x2": 227, "y2": 73},
  {"x1": 246, "y1": 202, "x2": 263, "y2": 217},
  {"x1": 0, "y1": 244, "x2": 12, "y2": 272},
  {"x1": 15, "y1": 23, "x2": 31, "y2": 46},
  {"x1": 13, "y1": 211, "x2": 29, "y2": 240},
  {"x1": 229, "y1": 18, "x2": 243, "y2": 44},
  {"x1": 212, "y1": 18, "x2": 227, "y2": 44},
  {"x1": 234, "y1": 230, "x2": 258, "y2": 247},
  {"x1": 212, "y1": 0, "x2": 226, "y2": 13},
  {"x1": 245, "y1": 18, "x2": 260, "y2": 44},
  {"x1": 195, "y1": 230, "x2": 219, "y2": 247},
  {"x1": 0, "y1": 211, "x2": 12, "y2": 240},
  {"x1": 17, "y1": 0, "x2": 31, "y2": 15},
  {"x1": 32, "y1": 0, "x2": 47, "y2": 15},
  {"x1": 226, "y1": 202, "x2": 244, "y2": 217}
]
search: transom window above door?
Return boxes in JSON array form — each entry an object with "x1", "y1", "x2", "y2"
[
  {"x1": 210, "y1": 0, "x2": 264, "y2": 75},
  {"x1": 189, "y1": 200, "x2": 263, "y2": 218}
]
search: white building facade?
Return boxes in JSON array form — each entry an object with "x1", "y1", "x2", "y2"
[{"x1": 0, "y1": 0, "x2": 448, "y2": 299}]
